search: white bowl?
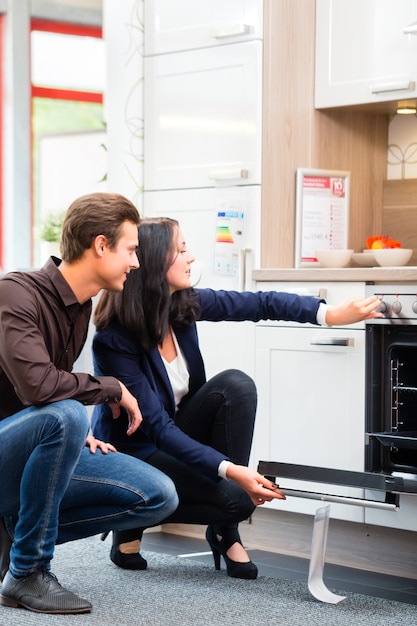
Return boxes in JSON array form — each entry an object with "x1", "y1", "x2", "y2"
[
  {"x1": 373, "y1": 248, "x2": 412, "y2": 267},
  {"x1": 352, "y1": 251, "x2": 377, "y2": 267},
  {"x1": 314, "y1": 249, "x2": 353, "y2": 268}
]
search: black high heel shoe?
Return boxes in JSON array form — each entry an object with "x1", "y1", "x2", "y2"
[
  {"x1": 101, "y1": 530, "x2": 148, "y2": 570},
  {"x1": 205, "y1": 525, "x2": 258, "y2": 580}
]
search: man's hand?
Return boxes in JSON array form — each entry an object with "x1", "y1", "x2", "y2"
[
  {"x1": 108, "y1": 382, "x2": 143, "y2": 435},
  {"x1": 86, "y1": 435, "x2": 117, "y2": 454}
]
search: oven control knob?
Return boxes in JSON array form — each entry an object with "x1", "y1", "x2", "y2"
[
  {"x1": 392, "y1": 300, "x2": 402, "y2": 314},
  {"x1": 379, "y1": 300, "x2": 389, "y2": 314},
  {"x1": 413, "y1": 301, "x2": 417, "y2": 314}
]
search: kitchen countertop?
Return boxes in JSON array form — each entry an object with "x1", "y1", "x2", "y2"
[{"x1": 252, "y1": 267, "x2": 417, "y2": 283}]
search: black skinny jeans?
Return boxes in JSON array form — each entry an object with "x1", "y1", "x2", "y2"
[{"x1": 143, "y1": 369, "x2": 257, "y2": 530}]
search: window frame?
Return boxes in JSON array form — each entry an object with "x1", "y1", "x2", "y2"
[{"x1": 31, "y1": 19, "x2": 104, "y2": 104}]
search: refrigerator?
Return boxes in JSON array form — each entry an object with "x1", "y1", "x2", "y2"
[{"x1": 143, "y1": 0, "x2": 263, "y2": 378}]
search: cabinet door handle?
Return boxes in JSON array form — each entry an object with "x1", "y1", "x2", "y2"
[
  {"x1": 310, "y1": 337, "x2": 353, "y2": 347},
  {"x1": 370, "y1": 80, "x2": 415, "y2": 94},
  {"x1": 403, "y1": 21, "x2": 417, "y2": 34},
  {"x1": 240, "y1": 247, "x2": 251, "y2": 291},
  {"x1": 208, "y1": 169, "x2": 248, "y2": 181},
  {"x1": 209, "y1": 24, "x2": 253, "y2": 39}
]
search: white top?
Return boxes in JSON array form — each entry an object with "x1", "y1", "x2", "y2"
[
  {"x1": 160, "y1": 331, "x2": 190, "y2": 410},
  {"x1": 317, "y1": 302, "x2": 328, "y2": 326}
]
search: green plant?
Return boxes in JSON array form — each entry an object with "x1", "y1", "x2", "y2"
[{"x1": 40, "y1": 211, "x2": 65, "y2": 243}]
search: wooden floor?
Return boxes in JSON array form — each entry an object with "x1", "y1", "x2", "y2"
[{"x1": 161, "y1": 507, "x2": 417, "y2": 580}]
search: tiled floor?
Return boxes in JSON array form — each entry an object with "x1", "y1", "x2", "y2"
[{"x1": 143, "y1": 531, "x2": 417, "y2": 606}]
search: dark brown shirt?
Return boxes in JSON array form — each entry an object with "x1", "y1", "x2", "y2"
[{"x1": 0, "y1": 257, "x2": 121, "y2": 421}]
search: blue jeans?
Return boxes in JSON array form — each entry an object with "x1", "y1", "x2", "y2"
[{"x1": 0, "y1": 400, "x2": 178, "y2": 577}]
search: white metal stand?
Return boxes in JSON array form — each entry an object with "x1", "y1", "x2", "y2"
[{"x1": 307, "y1": 504, "x2": 347, "y2": 604}]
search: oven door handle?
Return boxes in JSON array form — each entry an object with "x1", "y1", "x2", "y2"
[
  {"x1": 281, "y1": 488, "x2": 399, "y2": 511},
  {"x1": 310, "y1": 337, "x2": 353, "y2": 347}
]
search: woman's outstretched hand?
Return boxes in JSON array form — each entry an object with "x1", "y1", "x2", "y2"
[
  {"x1": 226, "y1": 464, "x2": 285, "y2": 506},
  {"x1": 325, "y1": 294, "x2": 383, "y2": 326}
]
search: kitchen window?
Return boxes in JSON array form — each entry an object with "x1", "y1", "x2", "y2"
[{"x1": 30, "y1": 19, "x2": 106, "y2": 266}]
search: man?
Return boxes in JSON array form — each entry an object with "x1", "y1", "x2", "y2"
[{"x1": 0, "y1": 192, "x2": 178, "y2": 614}]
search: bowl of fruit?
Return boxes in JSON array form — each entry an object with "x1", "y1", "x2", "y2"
[{"x1": 366, "y1": 235, "x2": 412, "y2": 267}]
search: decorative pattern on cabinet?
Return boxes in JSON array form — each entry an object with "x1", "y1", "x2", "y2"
[{"x1": 388, "y1": 114, "x2": 417, "y2": 179}]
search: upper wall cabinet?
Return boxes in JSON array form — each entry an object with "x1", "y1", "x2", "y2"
[
  {"x1": 144, "y1": 0, "x2": 263, "y2": 55},
  {"x1": 144, "y1": 41, "x2": 262, "y2": 191},
  {"x1": 315, "y1": 0, "x2": 417, "y2": 108}
]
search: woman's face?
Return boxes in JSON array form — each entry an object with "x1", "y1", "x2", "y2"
[{"x1": 166, "y1": 227, "x2": 195, "y2": 294}]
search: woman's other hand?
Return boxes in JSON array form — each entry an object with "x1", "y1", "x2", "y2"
[{"x1": 226, "y1": 464, "x2": 285, "y2": 506}]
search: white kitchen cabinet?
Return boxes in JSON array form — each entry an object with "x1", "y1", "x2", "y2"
[
  {"x1": 144, "y1": 40, "x2": 262, "y2": 191},
  {"x1": 315, "y1": 0, "x2": 417, "y2": 108},
  {"x1": 144, "y1": 0, "x2": 263, "y2": 55},
  {"x1": 252, "y1": 282, "x2": 367, "y2": 522}
]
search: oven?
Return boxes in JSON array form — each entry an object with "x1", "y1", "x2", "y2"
[
  {"x1": 258, "y1": 283, "x2": 417, "y2": 517},
  {"x1": 365, "y1": 284, "x2": 417, "y2": 487}
]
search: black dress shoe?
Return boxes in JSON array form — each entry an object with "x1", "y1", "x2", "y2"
[
  {"x1": 0, "y1": 570, "x2": 92, "y2": 614},
  {"x1": 0, "y1": 517, "x2": 12, "y2": 583},
  {"x1": 110, "y1": 545, "x2": 148, "y2": 570}
]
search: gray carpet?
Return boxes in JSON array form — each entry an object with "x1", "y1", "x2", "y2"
[{"x1": 0, "y1": 536, "x2": 415, "y2": 626}]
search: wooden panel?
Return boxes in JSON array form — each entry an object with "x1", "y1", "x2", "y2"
[
  {"x1": 313, "y1": 110, "x2": 388, "y2": 254},
  {"x1": 261, "y1": 0, "x2": 316, "y2": 268},
  {"x1": 382, "y1": 179, "x2": 417, "y2": 265},
  {"x1": 252, "y1": 266, "x2": 417, "y2": 282},
  {"x1": 261, "y1": 0, "x2": 389, "y2": 268},
  {"x1": 383, "y1": 178, "x2": 417, "y2": 207}
]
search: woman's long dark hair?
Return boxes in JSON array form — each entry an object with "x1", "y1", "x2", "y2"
[{"x1": 94, "y1": 217, "x2": 201, "y2": 349}]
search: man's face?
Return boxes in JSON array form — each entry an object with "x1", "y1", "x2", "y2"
[{"x1": 99, "y1": 220, "x2": 139, "y2": 291}]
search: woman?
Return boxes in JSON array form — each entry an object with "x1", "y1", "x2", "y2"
[{"x1": 91, "y1": 217, "x2": 382, "y2": 580}]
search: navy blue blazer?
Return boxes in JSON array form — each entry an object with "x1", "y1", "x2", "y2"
[{"x1": 91, "y1": 288, "x2": 323, "y2": 480}]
